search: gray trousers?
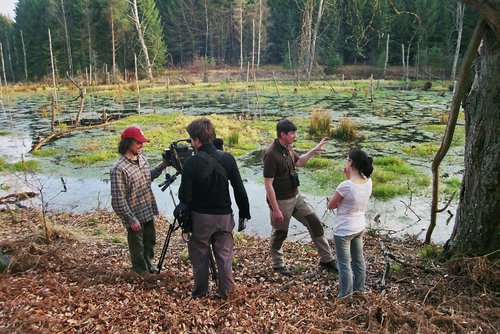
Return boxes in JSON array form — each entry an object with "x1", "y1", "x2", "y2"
[
  {"x1": 269, "y1": 193, "x2": 334, "y2": 268},
  {"x1": 127, "y1": 219, "x2": 156, "y2": 274},
  {"x1": 334, "y1": 231, "x2": 366, "y2": 297},
  {"x1": 188, "y1": 211, "x2": 235, "y2": 299}
]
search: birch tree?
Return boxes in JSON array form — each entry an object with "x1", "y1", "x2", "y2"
[
  {"x1": 451, "y1": 2, "x2": 465, "y2": 84},
  {"x1": 129, "y1": 0, "x2": 154, "y2": 81}
]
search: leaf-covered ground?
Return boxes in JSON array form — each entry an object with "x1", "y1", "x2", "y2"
[{"x1": 0, "y1": 210, "x2": 498, "y2": 333}]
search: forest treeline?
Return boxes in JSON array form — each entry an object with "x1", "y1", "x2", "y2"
[{"x1": 0, "y1": 0, "x2": 479, "y2": 82}]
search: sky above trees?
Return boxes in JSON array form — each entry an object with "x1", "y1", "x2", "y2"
[{"x1": 0, "y1": 0, "x2": 17, "y2": 20}]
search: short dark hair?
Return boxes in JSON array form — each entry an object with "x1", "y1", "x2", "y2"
[
  {"x1": 276, "y1": 119, "x2": 297, "y2": 138},
  {"x1": 349, "y1": 150, "x2": 374, "y2": 178},
  {"x1": 187, "y1": 118, "x2": 216, "y2": 144},
  {"x1": 118, "y1": 138, "x2": 134, "y2": 155}
]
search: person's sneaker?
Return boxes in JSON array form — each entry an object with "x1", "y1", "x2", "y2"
[
  {"x1": 320, "y1": 260, "x2": 338, "y2": 273},
  {"x1": 273, "y1": 266, "x2": 292, "y2": 276}
]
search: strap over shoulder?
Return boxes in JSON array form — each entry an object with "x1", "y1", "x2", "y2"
[{"x1": 196, "y1": 150, "x2": 228, "y2": 181}]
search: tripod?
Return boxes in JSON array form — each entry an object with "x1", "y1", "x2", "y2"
[{"x1": 156, "y1": 172, "x2": 218, "y2": 285}]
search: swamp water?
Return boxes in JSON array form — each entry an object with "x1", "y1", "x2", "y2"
[{"x1": 0, "y1": 82, "x2": 463, "y2": 243}]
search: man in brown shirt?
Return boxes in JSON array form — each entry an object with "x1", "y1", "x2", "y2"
[{"x1": 263, "y1": 119, "x2": 336, "y2": 276}]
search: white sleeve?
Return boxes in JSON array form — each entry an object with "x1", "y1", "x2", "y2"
[{"x1": 336, "y1": 181, "x2": 351, "y2": 198}]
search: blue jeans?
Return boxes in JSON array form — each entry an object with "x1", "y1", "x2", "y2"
[{"x1": 333, "y1": 231, "x2": 365, "y2": 298}]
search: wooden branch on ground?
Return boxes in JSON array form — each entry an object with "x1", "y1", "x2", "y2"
[
  {"x1": 0, "y1": 192, "x2": 38, "y2": 204},
  {"x1": 378, "y1": 242, "x2": 391, "y2": 295},
  {"x1": 380, "y1": 241, "x2": 447, "y2": 276},
  {"x1": 30, "y1": 122, "x2": 110, "y2": 152}
]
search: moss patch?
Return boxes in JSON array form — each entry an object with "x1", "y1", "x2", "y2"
[
  {"x1": 31, "y1": 148, "x2": 64, "y2": 157},
  {"x1": 0, "y1": 158, "x2": 41, "y2": 173},
  {"x1": 69, "y1": 151, "x2": 117, "y2": 165}
]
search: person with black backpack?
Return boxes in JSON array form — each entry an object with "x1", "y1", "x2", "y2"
[{"x1": 178, "y1": 118, "x2": 251, "y2": 300}]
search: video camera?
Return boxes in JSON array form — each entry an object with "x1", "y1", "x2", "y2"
[
  {"x1": 162, "y1": 139, "x2": 194, "y2": 173},
  {"x1": 159, "y1": 139, "x2": 194, "y2": 191}
]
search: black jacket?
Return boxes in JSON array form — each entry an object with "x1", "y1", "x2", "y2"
[{"x1": 178, "y1": 143, "x2": 251, "y2": 219}]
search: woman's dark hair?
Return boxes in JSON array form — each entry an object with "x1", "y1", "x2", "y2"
[
  {"x1": 349, "y1": 150, "x2": 374, "y2": 178},
  {"x1": 118, "y1": 138, "x2": 134, "y2": 155},
  {"x1": 276, "y1": 119, "x2": 297, "y2": 138},
  {"x1": 187, "y1": 117, "x2": 216, "y2": 144}
]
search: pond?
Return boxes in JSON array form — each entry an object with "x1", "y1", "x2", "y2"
[{"x1": 0, "y1": 80, "x2": 463, "y2": 243}]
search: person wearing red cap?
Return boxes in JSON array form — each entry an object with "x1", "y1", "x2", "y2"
[{"x1": 110, "y1": 126, "x2": 167, "y2": 274}]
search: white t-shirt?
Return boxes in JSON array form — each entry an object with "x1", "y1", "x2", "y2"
[{"x1": 332, "y1": 179, "x2": 372, "y2": 236}]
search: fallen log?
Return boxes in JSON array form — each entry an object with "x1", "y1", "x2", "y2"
[
  {"x1": 0, "y1": 192, "x2": 38, "y2": 204},
  {"x1": 30, "y1": 123, "x2": 110, "y2": 152}
]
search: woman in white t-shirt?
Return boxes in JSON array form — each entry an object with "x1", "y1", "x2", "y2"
[{"x1": 327, "y1": 150, "x2": 373, "y2": 298}]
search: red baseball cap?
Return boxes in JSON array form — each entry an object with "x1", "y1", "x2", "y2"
[{"x1": 121, "y1": 126, "x2": 149, "y2": 143}]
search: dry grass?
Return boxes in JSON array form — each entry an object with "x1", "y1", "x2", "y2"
[
  {"x1": 331, "y1": 117, "x2": 359, "y2": 141},
  {"x1": 309, "y1": 110, "x2": 331, "y2": 135}
]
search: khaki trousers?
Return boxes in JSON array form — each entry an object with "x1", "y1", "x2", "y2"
[
  {"x1": 188, "y1": 211, "x2": 235, "y2": 299},
  {"x1": 269, "y1": 193, "x2": 334, "y2": 268}
]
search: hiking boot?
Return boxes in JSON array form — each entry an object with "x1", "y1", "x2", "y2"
[
  {"x1": 320, "y1": 260, "x2": 338, "y2": 273},
  {"x1": 273, "y1": 266, "x2": 292, "y2": 276}
]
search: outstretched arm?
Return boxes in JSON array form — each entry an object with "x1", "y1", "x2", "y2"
[{"x1": 296, "y1": 137, "x2": 328, "y2": 167}]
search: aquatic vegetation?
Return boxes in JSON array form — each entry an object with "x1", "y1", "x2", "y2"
[
  {"x1": 442, "y1": 177, "x2": 462, "y2": 195},
  {"x1": 31, "y1": 148, "x2": 64, "y2": 157},
  {"x1": 309, "y1": 110, "x2": 331, "y2": 136},
  {"x1": 69, "y1": 151, "x2": 117, "y2": 165},
  {"x1": 402, "y1": 144, "x2": 440, "y2": 157},
  {"x1": 331, "y1": 117, "x2": 358, "y2": 141},
  {"x1": 304, "y1": 157, "x2": 332, "y2": 168},
  {"x1": 228, "y1": 132, "x2": 240, "y2": 146},
  {"x1": 0, "y1": 131, "x2": 11, "y2": 136},
  {"x1": 0, "y1": 158, "x2": 41, "y2": 173},
  {"x1": 371, "y1": 183, "x2": 408, "y2": 200}
]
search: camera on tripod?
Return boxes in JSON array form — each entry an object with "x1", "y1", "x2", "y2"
[{"x1": 159, "y1": 139, "x2": 194, "y2": 191}]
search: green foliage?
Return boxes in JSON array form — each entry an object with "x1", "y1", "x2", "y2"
[
  {"x1": 139, "y1": 0, "x2": 167, "y2": 70},
  {"x1": 227, "y1": 132, "x2": 239, "y2": 147},
  {"x1": 69, "y1": 151, "x2": 117, "y2": 165},
  {"x1": 324, "y1": 53, "x2": 343, "y2": 74},
  {"x1": 0, "y1": 130, "x2": 11, "y2": 136},
  {"x1": 418, "y1": 244, "x2": 442, "y2": 260},
  {"x1": 390, "y1": 263, "x2": 402, "y2": 272},
  {"x1": 31, "y1": 148, "x2": 63, "y2": 157},
  {"x1": 443, "y1": 177, "x2": 461, "y2": 195},
  {"x1": 179, "y1": 249, "x2": 189, "y2": 265},
  {"x1": 304, "y1": 157, "x2": 332, "y2": 169},
  {"x1": 0, "y1": 158, "x2": 41, "y2": 173},
  {"x1": 402, "y1": 144, "x2": 440, "y2": 157},
  {"x1": 331, "y1": 117, "x2": 358, "y2": 141}
]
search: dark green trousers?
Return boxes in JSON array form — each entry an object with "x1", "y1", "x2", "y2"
[{"x1": 127, "y1": 220, "x2": 156, "y2": 274}]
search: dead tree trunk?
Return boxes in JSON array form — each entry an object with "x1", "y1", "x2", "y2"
[
  {"x1": 383, "y1": 34, "x2": 390, "y2": 79},
  {"x1": 443, "y1": 20, "x2": 500, "y2": 257},
  {"x1": 66, "y1": 72, "x2": 86, "y2": 126},
  {"x1": 401, "y1": 44, "x2": 406, "y2": 81},
  {"x1": 257, "y1": 0, "x2": 263, "y2": 69},
  {"x1": 237, "y1": 0, "x2": 244, "y2": 78},
  {"x1": 130, "y1": 0, "x2": 154, "y2": 81},
  {"x1": 60, "y1": 0, "x2": 73, "y2": 76},
  {"x1": 109, "y1": 1, "x2": 117, "y2": 82},
  {"x1": 0, "y1": 43, "x2": 7, "y2": 87},
  {"x1": 308, "y1": 0, "x2": 325, "y2": 79},
  {"x1": 251, "y1": 19, "x2": 255, "y2": 70},
  {"x1": 20, "y1": 30, "x2": 28, "y2": 81},
  {"x1": 427, "y1": 19, "x2": 486, "y2": 244},
  {"x1": 451, "y1": 3, "x2": 465, "y2": 88},
  {"x1": 48, "y1": 29, "x2": 57, "y2": 134},
  {"x1": 134, "y1": 53, "x2": 141, "y2": 112},
  {"x1": 5, "y1": 38, "x2": 15, "y2": 82}
]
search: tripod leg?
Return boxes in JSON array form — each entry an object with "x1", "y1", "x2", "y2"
[
  {"x1": 208, "y1": 246, "x2": 218, "y2": 286},
  {"x1": 157, "y1": 221, "x2": 175, "y2": 273}
]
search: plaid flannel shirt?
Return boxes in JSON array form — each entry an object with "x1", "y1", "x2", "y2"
[{"x1": 110, "y1": 154, "x2": 164, "y2": 228}]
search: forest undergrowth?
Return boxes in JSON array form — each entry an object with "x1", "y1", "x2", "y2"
[{"x1": 0, "y1": 209, "x2": 498, "y2": 333}]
